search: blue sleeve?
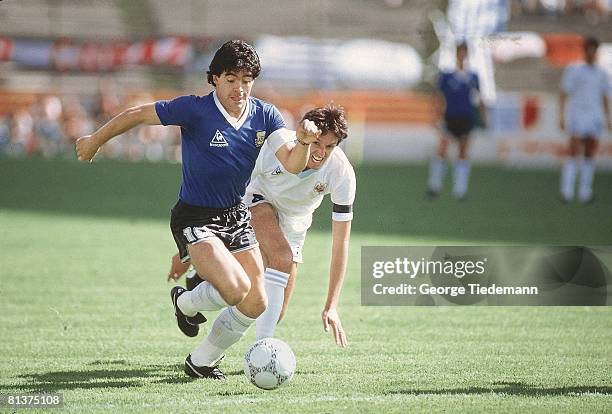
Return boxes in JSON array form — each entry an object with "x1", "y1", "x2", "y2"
[
  {"x1": 265, "y1": 104, "x2": 286, "y2": 137},
  {"x1": 155, "y1": 95, "x2": 196, "y2": 128}
]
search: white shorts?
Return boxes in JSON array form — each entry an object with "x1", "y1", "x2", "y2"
[
  {"x1": 244, "y1": 189, "x2": 310, "y2": 264},
  {"x1": 565, "y1": 116, "x2": 604, "y2": 139}
]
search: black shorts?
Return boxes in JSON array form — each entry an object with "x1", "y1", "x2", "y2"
[
  {"x1": 170, "y1": 200, "x2": 258, "y2": 263},
  {"x1": 444, "y1": 116, "x2": 475, "y2": 138}
]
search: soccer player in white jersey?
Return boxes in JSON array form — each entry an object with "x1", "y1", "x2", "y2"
[
  {"x1": 559, "y1": 36, "x2": 611, "y2": 203},
  {"x1": 169, "y1": 104, "x2": 355, "y2": 347}
]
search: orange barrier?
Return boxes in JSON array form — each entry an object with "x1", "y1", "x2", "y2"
[
  {"x1": 542, "y1": 33, "x2": 585, "y2": 67},
  {"x1": 263, "y1": 90, "x2": 437, "y2": 125},
  {"x1": 0, "y1": 89, "x2": 438, "y2": 125},
  {"x1": 0, "y1": 91, "x2": 38, "y2": 115}
]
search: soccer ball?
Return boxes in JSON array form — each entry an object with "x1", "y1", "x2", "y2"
[{"x1": 243, "y1": 338, "x2": 296, "y2": 390}]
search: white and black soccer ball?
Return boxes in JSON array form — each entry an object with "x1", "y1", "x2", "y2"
[{"x1": 243, "y1": 338, "x2": 296, "y2": 390}]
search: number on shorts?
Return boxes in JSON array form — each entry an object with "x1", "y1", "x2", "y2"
[{"x1": 183, "y1": 227, "x2": 196, "y2": 242}]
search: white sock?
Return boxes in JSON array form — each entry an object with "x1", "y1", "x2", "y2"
[
  {"x1": 560, "y1": 158, "x2": 577, "y2": 200},
  {"x1": 177, "y1": 280, "x2": 228, "y2": 317},
  {"x1": 578, "y1": 159, "x2": 595, "y2": 202},
  {"x1": 256, "y1": 268, "x2": 290, "y2": 340},
  {"x1": 428, "y1": 156, "x2": 446, "y2": 192},
  {"x1": 191, "y1": 306, "x2": 255, "y2": 367},
  {"x1": 452, "y1": 159, "x2": 471, "y2": 198}
]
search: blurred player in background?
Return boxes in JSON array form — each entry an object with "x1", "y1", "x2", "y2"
[
  {"x1": 76, "y1": 40, "x2": 321, "y2": 380},
  {"x1": 169, "y1": 104, "x2": 355, "y2": 348},
  {"x1": 427, "y1": 42, "x2": 486, "y2": 201},
  {"x1": 559, "y1": 36, "x2": 611, "y2": 204}
]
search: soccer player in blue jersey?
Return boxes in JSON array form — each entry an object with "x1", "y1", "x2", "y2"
[
  {"x1": 427, "y1": 42, "x2": 486, "y2": 200},
  {"x1": 75, "y1": 40, "x2": 320, "y2": 380}
]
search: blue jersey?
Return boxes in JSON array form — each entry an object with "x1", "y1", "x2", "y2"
[
  {"x1": 155, "y1": 92, "x2": 285, "y2": 208},
  {"x1": 437, "y1": 71, "x2": 480, "y2": 118}
]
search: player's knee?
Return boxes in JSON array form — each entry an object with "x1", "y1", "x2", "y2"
[{"x1": 223, "y1": 276, "x2": 251, "y2": 306}]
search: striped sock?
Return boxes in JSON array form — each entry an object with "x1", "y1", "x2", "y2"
[{"x1": 256, "y1": 268, "x2": 290, "y2": 340}]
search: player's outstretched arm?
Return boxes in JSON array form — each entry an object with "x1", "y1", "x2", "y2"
[
  {"x1": 75, "y1": 103, "x2": 161, "y2": 162},
  {"x1": 322, "y1": 219, "x2": 352, "y2": 348},
  {"x1": 274, "y1": 119, "x2": 320, "y2": 174}
]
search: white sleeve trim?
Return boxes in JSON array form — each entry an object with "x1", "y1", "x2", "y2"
[{"x1": 267, "y1": 128, "x2": 295, "y2": 153}]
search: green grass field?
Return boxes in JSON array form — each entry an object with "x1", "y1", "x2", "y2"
[{"x1": 1, "y1": 157, "x2": 611, "y2": 413}]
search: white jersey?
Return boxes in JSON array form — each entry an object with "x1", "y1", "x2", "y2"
[
  {"x1": 245, "y1": 140, "x2": 355, "y2": 263},
  {"x1": 247, "y1": 140, "x2": 356, "y2": 225},
  {"x1": 561, "y1": 62, "x2": 610, "y2": 137}
]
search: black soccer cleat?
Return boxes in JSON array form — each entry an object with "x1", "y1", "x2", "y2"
[
  {"x1": 185, "y1": 269, "x2": 204, "y2": 291},
  {"x1": 170, "y1": 286, "x2": 206, "y2": 337},
  {"x1": 184, "y1": 354, "x2": 226, "y2": 380}
]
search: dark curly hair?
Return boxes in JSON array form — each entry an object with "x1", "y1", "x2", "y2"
[
  {"x1": 302, "y1": 103, "x2": 348, "y2": 143},
  {"x1": 207, "y1": 40, "x2": 261, "y2": 86}
]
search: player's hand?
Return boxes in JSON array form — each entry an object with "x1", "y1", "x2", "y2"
[
  {"x1": 75, "y1": 134, "x2": 101, "y2": 162},
  {"x1": 322, "y1": 307, "x2": 348, "y2": 348},
  {"x1": 167, "y1": 253, "x2": 190, "y2": 282},
  {"x1": 296, "y1": 119, "x2": 320, "y2": 145}
]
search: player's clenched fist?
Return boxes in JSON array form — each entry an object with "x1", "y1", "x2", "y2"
[
  {"x1": 296, "y1": 119, "x2": 320, "y2": 145},
  {"x1": 75, "y1": 135, "x2": 101, "y2": 162}
]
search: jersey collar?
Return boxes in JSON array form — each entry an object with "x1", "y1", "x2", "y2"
[{"x1": 213, "y1": 91, "x2": 250, "y2": 130}]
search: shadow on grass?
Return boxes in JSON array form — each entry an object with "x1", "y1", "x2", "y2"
[
  {"x1": 7, "y1": 364, "x2": 183, "y2": 392},
  {"x1": 386, "y1": 382, "x2": 612, "y2": 397},
  {"x1": 5, "y1": 361, "x2": 247, "y2": 393}
]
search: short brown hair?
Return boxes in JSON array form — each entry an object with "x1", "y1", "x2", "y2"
[{"x1": 302, "y1": 103, "x2": 348, "y2": 142}]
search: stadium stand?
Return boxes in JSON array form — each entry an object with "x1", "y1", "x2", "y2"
[{"x1": 0, "y1": 0, "x2": 126, "y2": 39}]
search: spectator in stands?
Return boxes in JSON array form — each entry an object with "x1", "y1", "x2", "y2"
[
  {"x1": 559, "y1": 35, "x2": 611, "y2": 203},
  {"x1": 427, "y1": 42, "x2": 486, "y2": 201},
  {"x1": 8, "y1": 108, "x2": 36, "y2": 157},
  {"x1": 35, "y1": 94, "x2": 65, "y2": 158},
  {"x1": 62, "y1": 97, "x2": 95, "y2": 149}
]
